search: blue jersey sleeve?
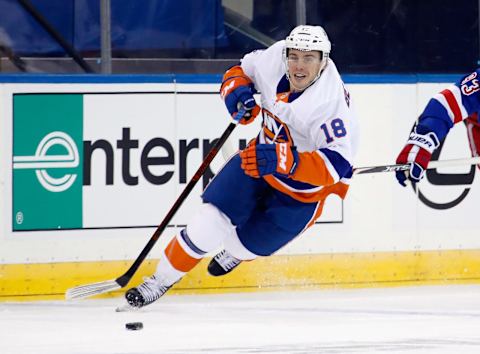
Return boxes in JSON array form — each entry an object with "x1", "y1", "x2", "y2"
[{"x1": 416, "y1": 68, "x2": 480, "y2": 140}]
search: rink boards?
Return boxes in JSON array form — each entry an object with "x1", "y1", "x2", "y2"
[{"x1": 0, "y1": 75, "x2": 479, "y2": 300}]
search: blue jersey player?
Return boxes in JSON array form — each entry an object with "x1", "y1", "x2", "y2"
[{"x1": 396, "y1": 68, "x2": 480, "y2": 186}]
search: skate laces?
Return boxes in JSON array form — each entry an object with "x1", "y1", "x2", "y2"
[
  {"x1": 137, "y1": 276, "x2": 170, "y2": 303},
  {"x1": 215, "y1": 250, "x2": 241, "y2": 271}
]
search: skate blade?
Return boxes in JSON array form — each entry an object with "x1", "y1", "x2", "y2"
[{"x1": 115, "y1": 303, "x2": 139, "y2": 312}]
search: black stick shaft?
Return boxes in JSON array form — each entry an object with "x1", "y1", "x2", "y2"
[{"x1": 116, "y1": 119, "x2": 239, "y2": 287}]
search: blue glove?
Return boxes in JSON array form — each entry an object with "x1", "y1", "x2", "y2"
[
  {"x1": 240, "y1": 140, "x2": 298, "y2": 178},
  {"x1": 395, "y1": 129, "x2": 440, "y2": 186},
  {"x1": 220, "y1": 65, "x2": 260, "y2": 124}
]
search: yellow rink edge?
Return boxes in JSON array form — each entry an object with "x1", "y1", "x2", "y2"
[{"x1": 1, "y1": 249, "x2": 480, "y2": 301}]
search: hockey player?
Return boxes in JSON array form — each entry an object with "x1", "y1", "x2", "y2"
[
  {"x1": 396, "y1": 68, "x2": 480, "y2": 186},
  {"x1": 125, "y1": 25, "x2": 359, "y2": 308}
]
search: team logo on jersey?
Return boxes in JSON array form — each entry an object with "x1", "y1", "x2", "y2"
[{"x1": 261, "y1": 109, "x2": 293, "y2": 144}]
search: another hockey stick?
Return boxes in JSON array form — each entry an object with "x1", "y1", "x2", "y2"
[
  {"x1": 66, "y1": 109, "x2": 247, "y2": 300},
  {"x1": 353, "y1": 156, "x2": 480, "y2": 175}
]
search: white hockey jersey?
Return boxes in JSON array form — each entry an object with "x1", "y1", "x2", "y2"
[{"x1": 240, "y1": 40, "x2": 359, "y2": 203}]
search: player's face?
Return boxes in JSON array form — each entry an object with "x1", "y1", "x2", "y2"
[{"x1": 287, "y1": 49, "x2": 322, "y2": 92}]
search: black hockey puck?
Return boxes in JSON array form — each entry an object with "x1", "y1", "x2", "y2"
[{"x1": 125, "y1": 322, "x2": 143, "y2": 330}]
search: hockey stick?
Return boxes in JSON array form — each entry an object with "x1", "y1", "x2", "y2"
[
  {"x1": 66, "y1": 109, "x2": 247, "y2": 300},
  {"x1": 353, "y1": 156, "x2": 480, "y2": 175}
]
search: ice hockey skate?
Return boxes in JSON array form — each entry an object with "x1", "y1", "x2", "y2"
[
  {"x1": 208, "y1": 250, "x2": 242, "y2": 276},
  {"x1": 125, "y1": 275, "x2": 172, "y2": 308}
]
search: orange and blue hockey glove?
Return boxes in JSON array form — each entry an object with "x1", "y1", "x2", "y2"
[
  {"x1": 395, "y1": 128, "x2": 440, "y2": 186},
  {"x1": 220, "y1": 65, "x2": 260, "y2": 125},
  {"x1": 240, "y1": 140, "x2": 298, "y2": 178}
]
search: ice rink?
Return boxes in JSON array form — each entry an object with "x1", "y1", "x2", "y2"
[{"x1": 1, "y1": 285, "x2": 480, "y2": 354}]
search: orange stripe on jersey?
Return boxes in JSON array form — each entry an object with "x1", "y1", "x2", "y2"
[
  {"x1": 164, "y1": 237, "x2": 201, "y2": 273},
  {"x1": 291, "y1": 151, "x2": 335, "y2": 186},
  {"x1": 324, "y1": 181, "x2": 350, "y2": 199},
  {"x1": 305, "y1": 200, "x2": 325, "y2": 229},
  {"x1": 441, "y1": 89, "x2": 463, "y2": 123},
  {"x1": 264, "y1": 175, "x2": 349, "y2": 203}
]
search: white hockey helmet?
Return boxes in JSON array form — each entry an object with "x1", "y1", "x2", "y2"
[{"x1": 284, "y1": 25, "x2": 331, "y2": 87}]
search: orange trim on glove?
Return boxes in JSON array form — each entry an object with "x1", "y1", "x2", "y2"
[
  {"x1": 238, "y1": 105, "x2": 261, "y2": 125},
  {"x1": 220, "y1": 65, "x2": 252, "y2": 99},
  {"x1": 220, "y1": 65, "x2": 260, "y2": 125},
  {"x1": 240, "y1": 141, "x2": 260, "y2": 178}
]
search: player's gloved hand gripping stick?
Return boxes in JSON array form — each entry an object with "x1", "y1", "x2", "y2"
[
  {"x1": 394, "y1": 128, "x2": 440, "y2": 186},
  {"x1": 66, "y1": 108, "x2": 248, "y2": 300},
  {"x1": 220, "y1": 65, "x2": 260, "y2": 125},
  {"x1": 240, "y1": 140, "x2": 298, "y2": 178}
]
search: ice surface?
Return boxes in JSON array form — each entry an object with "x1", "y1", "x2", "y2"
[{"x1": 1, "y1": 285, "x2": 480, "y2": 354}]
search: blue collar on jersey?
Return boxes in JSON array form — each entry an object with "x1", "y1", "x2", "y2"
[{"x1": 277, "y1": 75, "x2": 303, "y2": 102}]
